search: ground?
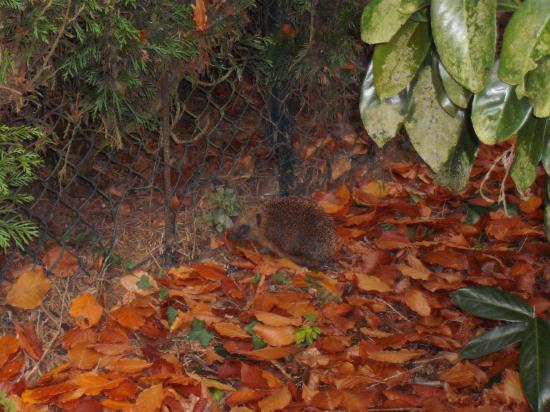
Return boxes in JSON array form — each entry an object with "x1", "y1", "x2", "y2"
[{"x1": 0, "y1": 135, "x2": 546, "y2": 411}]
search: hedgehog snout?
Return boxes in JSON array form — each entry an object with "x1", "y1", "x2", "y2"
[{"x1": 227, "y1": 224, "x2": 250, "y2": 240}]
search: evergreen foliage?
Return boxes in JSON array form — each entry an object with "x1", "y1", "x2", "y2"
[{"x1": 0, "y1": 125, "x2": 43, "y2": 250}]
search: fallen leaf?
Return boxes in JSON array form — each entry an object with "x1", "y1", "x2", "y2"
[
  {"x1": 15, "y1": 324, "x2": 43, "y2": 360},
  {"x1": 404, "y1": 288, "x2": 432, "y2": 316},
  {"x1": 136, "y1": 383, "x2": 164, "y2": 412},
  {"x1": 69, "y1": 293, "x2": 103, "y2": 329},
  {"x1": 355, "y1": 273, "x2": 391, "y2": 293},
  {"x1": 246, "y1": 346, "x2": 299, "y2": 361},
  {"x1": 253, "y1": 311, "x2": 302, "y2": 327},
  {"x1": 22, "y1": 383, "x2": 78, "y2": 404},
  {"x1": 0, "y1": 335, "x2": 19, "y2": 368},
  {"x1": 367, "y1": 350, "x2": 425, "y2": 363},
  {"x1": 258, "y1": 385, "x2": 291, "y2": 412},
  {"x1": 252, "y1": 324, "x2": 295, "y2": 346},
  {"x1": 489, "y1": 369, "x2": 527, "y2": 405},
  {"x1": 213, "y1": 323, "x2": 250, "y2": 339},
  {"x1": 519, "y1": 195, "x2": 542, "y2": 214},
  {"x1": 43, "y1": 245, "x2": 78, "y2": 277},
  {"x1": 6, "y1": 265, "x2": 51, "y2": 309},
  {"x1": 104, "y1": 358, "x2": 152, "y2": 374}
]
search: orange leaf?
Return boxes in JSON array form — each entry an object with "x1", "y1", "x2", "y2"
[
  {"x1": 355, "y1": 273, "x2": 391, "y2": 293},
  {"x1": 6, "y1": 265, "x2": 51, "y2": 309},
  {"x1": 226, "y1": 387, "x2": 265, "y2": 406},
  {"x1": 67, "y1": 344, "x2": 101, "y2": 370},
  {"x1": 0, "y1": 334, "x2": 19, "y2": 368},
  {"x1": 104, "y1": 358, "x2": 152, "y2": 374},
  {"x1": 439, "y1": 361, "x2": 488, "y2": 388},
  {"x1": 422, "y1": 250, "x2": 468, "y2": 270},
  {"x1": 15, "y1": 324, "x2": 43, "y2": 360},
  {"x1": 87, "y1": 343, "x2": 133, "y2": 356},
  {"x1": 111, "y1": 305, "x2": 148, "y2": 330},
  {"x1": 71, "y1": 372, "x2": 125, "y2": 395},
  {"x1": 367, "y1": 350, "x2": 425, "y2": 363},
  {"x1": 193, "y1": 262, "x2": 228, "y2": 281},
  {"x1": 315, "y1": 185, "x2": 351, "y2": 214},
  {"x1": 192, "y1": 0, "x2": 208, "y2": 31},
  {"x1": 104, "y1": 379, "x2": 138, "y2": 401},
  {"x1": 519, "y1": 195, "x2": 542, "y2": 214},
  {"x1": 0, "y1": 355, "x2": 24, "y2": 382},
  {"x1": 69, "y1": 293, "x2": 103, "y2": 329},
  {"x1": 489, "y1": 369, "x2": 527, "y2": 405},
  {"x1": 311, "y1": 389, "x2": 344, "y2": 410},
  {"x1": 135, "y1": 383, "x2": 164, "y2": 412},
  {"x1": 404, "y1": 288, "x2": 432, "y2": 316},
  {"x1": 22, "y1": 383, "x2": 77, "y2": 404},
  {"x1": 253, "y1": 311, "x2": 302, "y2": 327},
  {"x1": 246, "y1": 346, "x2": 299, "y2": 361},
  {"x1": 252, "y1": 324, "x2": 295, "y2": 347},
  {"x1": 62, "y1": 328, "x2": 98, "y2": 350},
  {"x1": 258, "y1": 385, "x2": 291, "y2": 412},
  {"x1": 213, "y1": 322, "x2": 250, "y2": 339},
  {"x1": 101, "y1": 399, "x2": 136, "y2": 410},
  {"x1": 43, "y1": 245, "x2": 78, "y2": 277}
]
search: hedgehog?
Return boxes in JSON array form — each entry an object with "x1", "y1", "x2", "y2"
[{"x1": 227, "y1": 196, "x2": 336, "y2": 268}]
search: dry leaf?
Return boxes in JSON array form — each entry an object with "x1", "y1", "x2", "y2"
[
  {"x1": 258, "y1": 385, "x2": 291, "y2": 412},
  {"x1": 69, "y1": 293, "x2": 103, "y2": 329},
  {"x1": 404, "y1": 288, "x2": 432, "y2": 316},
  {"x1": 136, "y1": 383, "x2": 164, "y2": 412},
  {"x1": 0, "y1": 334, "x2": 19, "y2": 368},
  {"x1": 355, "y1": 273, "x2": 391, "y2": 293},
  {"x1": 253, "y1": 311, "x2": 302, "y2": 327},
  {"x1": 43, "y1": 245, "x2": 78, "y2": 277},
  {"x1": 213, "y1": 323, "x2": 250, "y2": 339},
  {"x1": 252, "y1": 324, "x2": 295, "y2": 347},
  {"x1": 15, "y1": 324, "x2": 43, "y2": 360},
  {"x1": 6, "y1": 265, "x2": 51, "y2": 309}
]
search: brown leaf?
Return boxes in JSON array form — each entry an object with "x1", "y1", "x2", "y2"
[
  {"x1": 488, "y1": 369, "x2": 527, "y2": 406},
  {"x1": 104, "y1": 358, "x2": 152, "y2": 374},
  {"x1": 258, "y1": 385, "x2": 291, "y2": 412},
  {"x1": 422, "y1": 250, "x2": 468, "y2": 270},
  {"x1": 136, "y1": 383, "x2": 164, "y2": 412},
  {"x1": 68, "y1": 344, "x2": 101, "y2": 370},
  {"x1": 70, "y1": 293, "x2": 103, "y2": 329},
  {"x1": 43, "y1": 245, "x2": 78, "y2": 277},
  {"x1": 213, "y1": 323, "x2": 250, "y2": 339},
  {"x1": 367, "y1": 350, "x2": 425, "y2": 363},
  {"x1": 252, "y1": 324, "x2": 295, "y2": 347},
  {"x1": 22, "y1": 383, "x2": 78, "y2": 404},
  {"x1": 355, "y1": 273, "x2": 391, "y2": 293},
  {"x1": 253, "y1": 311, "x2": 302, "y2": 327},
  {"x1": 226, "y1": 387, "x2": 265, "y2": 406},
  {"x1": 439, "y1": 361, "x2": 488, "y2": 388},
  {"x1": 71, "y1": 372, "x2": 125, "y2": 395},
  {"x1": 404, "y1": 288, "x2": 432, "y2": 317},
  {"x1": 0, "y1": 335, "x2": 19, "y2": 368},
  {"x1": 246, "y1": 346, "x2": 299, "y2": 361},
  {"x1": 6, "y1": 265, "x2": 51, "y2": 309},
  {"x1": 519, "y1": 195, "x2": 542, "y2": 214},
  {"x1": 15, "y1": 324, "x2": 43, "y2": 360}
]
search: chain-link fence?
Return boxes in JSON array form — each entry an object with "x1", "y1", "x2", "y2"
[{"x1": 0, "y1": 0, "x2": 378, "y2": 295}]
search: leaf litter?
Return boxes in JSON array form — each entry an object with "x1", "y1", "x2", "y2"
[{"x1": 0, "y1": 143, "x2": 547, "y2": 411}]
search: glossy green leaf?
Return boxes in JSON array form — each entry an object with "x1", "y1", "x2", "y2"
[
  {"x1": 543, "y1": 121, "x2": 550, "y2": 174},
  {"x1": 461, "y1": 322, "x2": 527, "y2": 359},
  {"x1": 373, "y1": 19, "x2": 430, "y2": 99},
  {"x1": 404, "y1": 65, "x2": 465, "y2": 173},
  {"x1": 361, "y1": 0, "x2": 411, "y2": 44},
  {"x1": 472, "y1": 61, "x2": 532, "y2": 144},
  {"x1": 399, "y1": 0, "x2": 429, "y2": 14},
  {"x1": 432, "y1": 123, "x2": 479, "y2": 191},
  {"x1": 450, "y1": 286, "x2": 534, "y2": 322},
  {"x1": 431, "y1": 54, "x2": 462, "y2": 116},
  {"x1": 360, "y1": 61, "x2": 409, "y2": 148},
  {"x1": 511, "y1": 115, "x2": 549, "y2": 193},
  {"x1": 499, "y1": 0, "x2": 550, "y2": 92},
  {"x1": 532, "y1": 20, "x2": 550, "y2": 62},
  {"x1": 520, "y1": 318, "x2": 550, "y2": 412},
  {"x1": 545, "y1": 175, "x2": 550, "y2": 242},
  {"x1": 431, "y1": 0, "x2": 497, "y2": 93},
  {"x1": 436, "y1": 57, "x2": 472, "y2": 109},
  {"x1": 497, "y1": 0, "x2": 519, "y2": 12},
  {"x1": 525, "y1": 56, "x2": 550, "y2": 118}
]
